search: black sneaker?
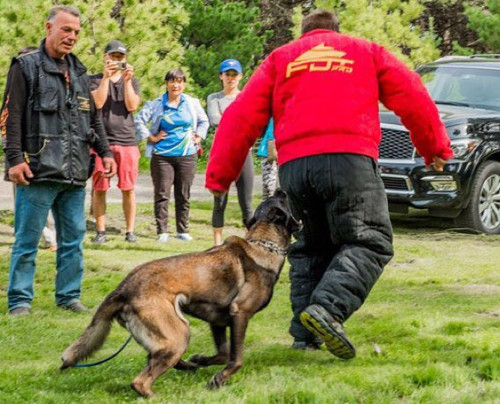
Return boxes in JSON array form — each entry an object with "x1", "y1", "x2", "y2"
[
  {"x1": 93, "y1": 231, "x2": 107, "y2": 244},
  {"x1": 125, "y1": 232, "x2": 137, "y2": 243},
  {"x1": 300, "y1": 304, "x2": 356, "y2": 360}
]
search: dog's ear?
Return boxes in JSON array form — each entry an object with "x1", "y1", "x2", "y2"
[
  {"x1": 268, "y1": 207, "x2": 300, "y2": 235},
  {"x1": 287, "y1": 215, "x2": 301, "y2": 234},
  {"x1": 268, "y1": 206, "x2": 285, "y2": 223}
]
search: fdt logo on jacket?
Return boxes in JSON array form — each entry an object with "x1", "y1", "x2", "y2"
[{"x1": 286, "y1": 43, "x2": 355, "y2": 78}]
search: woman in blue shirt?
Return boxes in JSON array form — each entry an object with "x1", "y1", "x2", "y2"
[{"x1": 135, "y1": 69, "x2": 209, "y2": 242}]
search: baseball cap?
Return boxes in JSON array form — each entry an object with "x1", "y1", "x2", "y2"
[
  {"x1": 105, "y1": 40, "x2": 127, "y2": 55},
  {"x1": 219, "y1": 59, "x2": 242, "y2": 74}
]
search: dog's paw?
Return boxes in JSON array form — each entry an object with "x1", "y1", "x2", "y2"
[
  {"x1": 130, "y1": 382, "x2": 155, "y2": 398},
  {"x1": 208, "y1": 372, "x2": 227, "y2": 389}
]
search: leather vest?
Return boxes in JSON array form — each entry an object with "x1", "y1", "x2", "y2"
[{"x1": 17, "y1": 41, "x2": 94, "y2": 186}]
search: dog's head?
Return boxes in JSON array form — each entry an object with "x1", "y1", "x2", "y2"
[{"x1": 247, "y1": 189, "x2": 300, "y2": 235}]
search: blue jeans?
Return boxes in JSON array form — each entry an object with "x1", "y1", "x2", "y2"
[{"x1": 8, "y1": 182, "x2": 86, "y2": 310}]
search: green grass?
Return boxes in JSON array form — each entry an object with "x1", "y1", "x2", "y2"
[{"x1": 1, "y1": 202, "x2": 499, "y2": 403}]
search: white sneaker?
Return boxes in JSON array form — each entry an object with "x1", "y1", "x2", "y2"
[
  {"x1": 157, "y1": 233, "x2": 169, "y2": 242},
  {"x1": 176, "y1": 233, "x2": 193, "y2": 241}
]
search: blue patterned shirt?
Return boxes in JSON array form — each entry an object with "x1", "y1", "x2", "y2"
[{"x1": 153, "y1": 93, "x2": 196, "y2": 156}]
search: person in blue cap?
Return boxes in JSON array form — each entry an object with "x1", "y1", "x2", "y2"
[{"x1": 206, "y1": 59, "x2": 254, "y2": 246}]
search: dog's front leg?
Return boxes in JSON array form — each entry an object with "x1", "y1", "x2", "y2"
[
  {"x1": 208, "y1": 314, "x2": 249, "y2": 389},
  {"x1": 174, "y1": 359, "x2": 199, "y2": 371},
  {"x1": 190, "y1": 324, "x2": 229, "y2": 366}
]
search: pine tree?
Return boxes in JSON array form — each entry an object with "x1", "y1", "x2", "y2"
[
  {"x1": 417, "y1": 1, "x2": 486, "y2": 56},
  {"x1": 0, "y1": 0, "x2": 189, "y2": 101},
  {"x1": 0, "y1": 0, "x2": 49, "y2": 88},
  {"x1": 179, "y1": 0, "x2": 266, "y2": 100},
  {"x1": 464, "y1": 0, "x2": 500, "y2": 53},
  {"x1": 312, "y1": 0, "x2": 440, "y2": 67}
]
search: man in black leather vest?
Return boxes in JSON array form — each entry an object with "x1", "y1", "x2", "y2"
[{"x1": 2, "y1": 5, "x2": 117, "y2": 316}]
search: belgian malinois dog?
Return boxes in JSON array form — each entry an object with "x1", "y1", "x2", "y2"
[{"x1": 61, "y1": 190, "x2": 299, "y2": 397}]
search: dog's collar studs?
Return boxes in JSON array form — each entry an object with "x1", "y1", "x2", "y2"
[{"x1": 247, "y1": 239, "x2": 288, "y2": 256}]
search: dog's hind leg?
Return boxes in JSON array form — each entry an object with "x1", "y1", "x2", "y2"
[
  {"x1": 131, "y1": 348, "x2": 183, "y2": 398},
  {"x1": 190, "y1": 324, "x2": 229, "y2": 367},
  {"x1": 129, "y1": 305, "x2": 190, "y2": 397}
]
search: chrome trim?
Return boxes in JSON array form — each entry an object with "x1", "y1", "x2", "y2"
[
  {"x1": 380, "y1": 173, "x2": 415, "y2": 195},
  {"x1": 379, "y1": 158, "x2": 416, "y2": 164},
  {"x1": 427, "y1": 65, "x2": 500, "y2": 71},
  {"x1": 381, "y1": 123, "x2": 406, "y2": 130},
  {"x1": 421, "y1": 175, "x2": 455, "y2": 182}
]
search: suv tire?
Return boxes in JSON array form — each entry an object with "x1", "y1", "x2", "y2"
[{"x1": 454, "y1": 161, "x2": 500, "y2": 234}]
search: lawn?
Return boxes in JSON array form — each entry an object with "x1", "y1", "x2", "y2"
[{"x1": 1, "y1": 201, "x2": 499, "y2": 404}]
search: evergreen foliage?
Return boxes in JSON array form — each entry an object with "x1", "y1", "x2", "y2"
[
  {"x1": 312, "y1": 0, "x2": 440, "y2": 67},
  {"x1": 179, "y1": 0, "x2": 267, "y2": 101},
  {"x1": 417, "y1": 1, "x2": 485, "y2": 56},
  {"x1": 4, "y1": 1, "x2": 500, "y2": 118},
  {"x1": 0, "y1": 0, "x2": 189, "y2": 102},
  {"x1": 2, "y1": 0, "x2": 500, "y2": 100},
  {"x1": 464, "y1": 0, "x2": 500, "y2": 53}
]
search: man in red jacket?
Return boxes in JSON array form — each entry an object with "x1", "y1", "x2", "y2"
[{"x1": 206, "y1": 10, "x2": 453, "y2": 358}]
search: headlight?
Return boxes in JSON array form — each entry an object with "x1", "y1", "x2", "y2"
[
  {"x1": 450, "y1": 139, "x2": 479, "y2": 159},
  {"x1": 447, "y1": 123, "x2": 473, "y2": 137},
  {"x1": 415, "y1": 138, "x2": 478, "y2": 159},
  {"x1": 421, "y1": 175, "x2": 457, "y2": 191}
]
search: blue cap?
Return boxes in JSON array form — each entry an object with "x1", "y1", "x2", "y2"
[{"x1": 219, "y1": 59, "x2": 242, "y2": 74}]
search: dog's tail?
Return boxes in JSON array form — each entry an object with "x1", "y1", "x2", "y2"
[{"x1": 60, "y1": 292, "x2": 124, "y2": 369}]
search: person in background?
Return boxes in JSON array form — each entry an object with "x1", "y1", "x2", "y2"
[
  {"x1": 256, "y1": 119, "x2": 278, "y2": 200},
  {"x1": 206, "y1": 59, "x2": 254, "y2": 246},
  {"x1": 2, "y1": 46, "x2": 57, "y2": 252},
  {"x1": 3, "y1": 5, "x2": 116, "y2": 316},
  {"x1": 90, "y1": 40, "x2": 141, "y2": 244},
  {"x1": 206, "y1": 10, "x2": 453, "y2": 355},
  {"x1": 135, "y1": 69, "x2": 209, "y2": 242}
]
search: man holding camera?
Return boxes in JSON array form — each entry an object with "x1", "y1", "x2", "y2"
[{"x1": 90, "y1": 40, "x2": 141, "y2": 244}]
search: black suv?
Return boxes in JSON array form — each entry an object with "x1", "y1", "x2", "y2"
[{"x1": 379, "y1": 55, "x2": 500, "y2": 234}]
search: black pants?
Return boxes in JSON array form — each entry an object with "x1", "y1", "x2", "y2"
[
  {"x1": 212, "y1": 151, "x2": 254, "y2": 228},
  {"x1": 279, "y1": 153, "x2": 394, "y2": 342},
  {"x1": 150, "y1": 154, "x2": 197, "y2": 234}
]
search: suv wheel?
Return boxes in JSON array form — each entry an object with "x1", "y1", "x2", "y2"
[{"x1": 454, "y1": 161, "x2": 500, "y2": 234}]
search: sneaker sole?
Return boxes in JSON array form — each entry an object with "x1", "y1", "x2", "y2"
[{"x1": 300, "y1": 309, "x2": 356, "y2": 360}]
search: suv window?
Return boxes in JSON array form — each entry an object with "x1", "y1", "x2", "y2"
[{"x1": 419, "y1": 66, "x2": 500, "y2": 111}]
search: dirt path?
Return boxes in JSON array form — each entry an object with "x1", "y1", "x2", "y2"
[{"x1": 0, "y1": 172, "x2": 263, "y2": 210}]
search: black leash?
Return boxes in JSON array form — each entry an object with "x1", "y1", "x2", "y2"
[{"x1": 72, "y1": 335, "x2": 132, "y2": 368}]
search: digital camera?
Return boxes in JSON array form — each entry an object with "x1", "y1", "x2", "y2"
[{"x1": 110, "y1": 61, "x2": 127, "y2": 70}]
